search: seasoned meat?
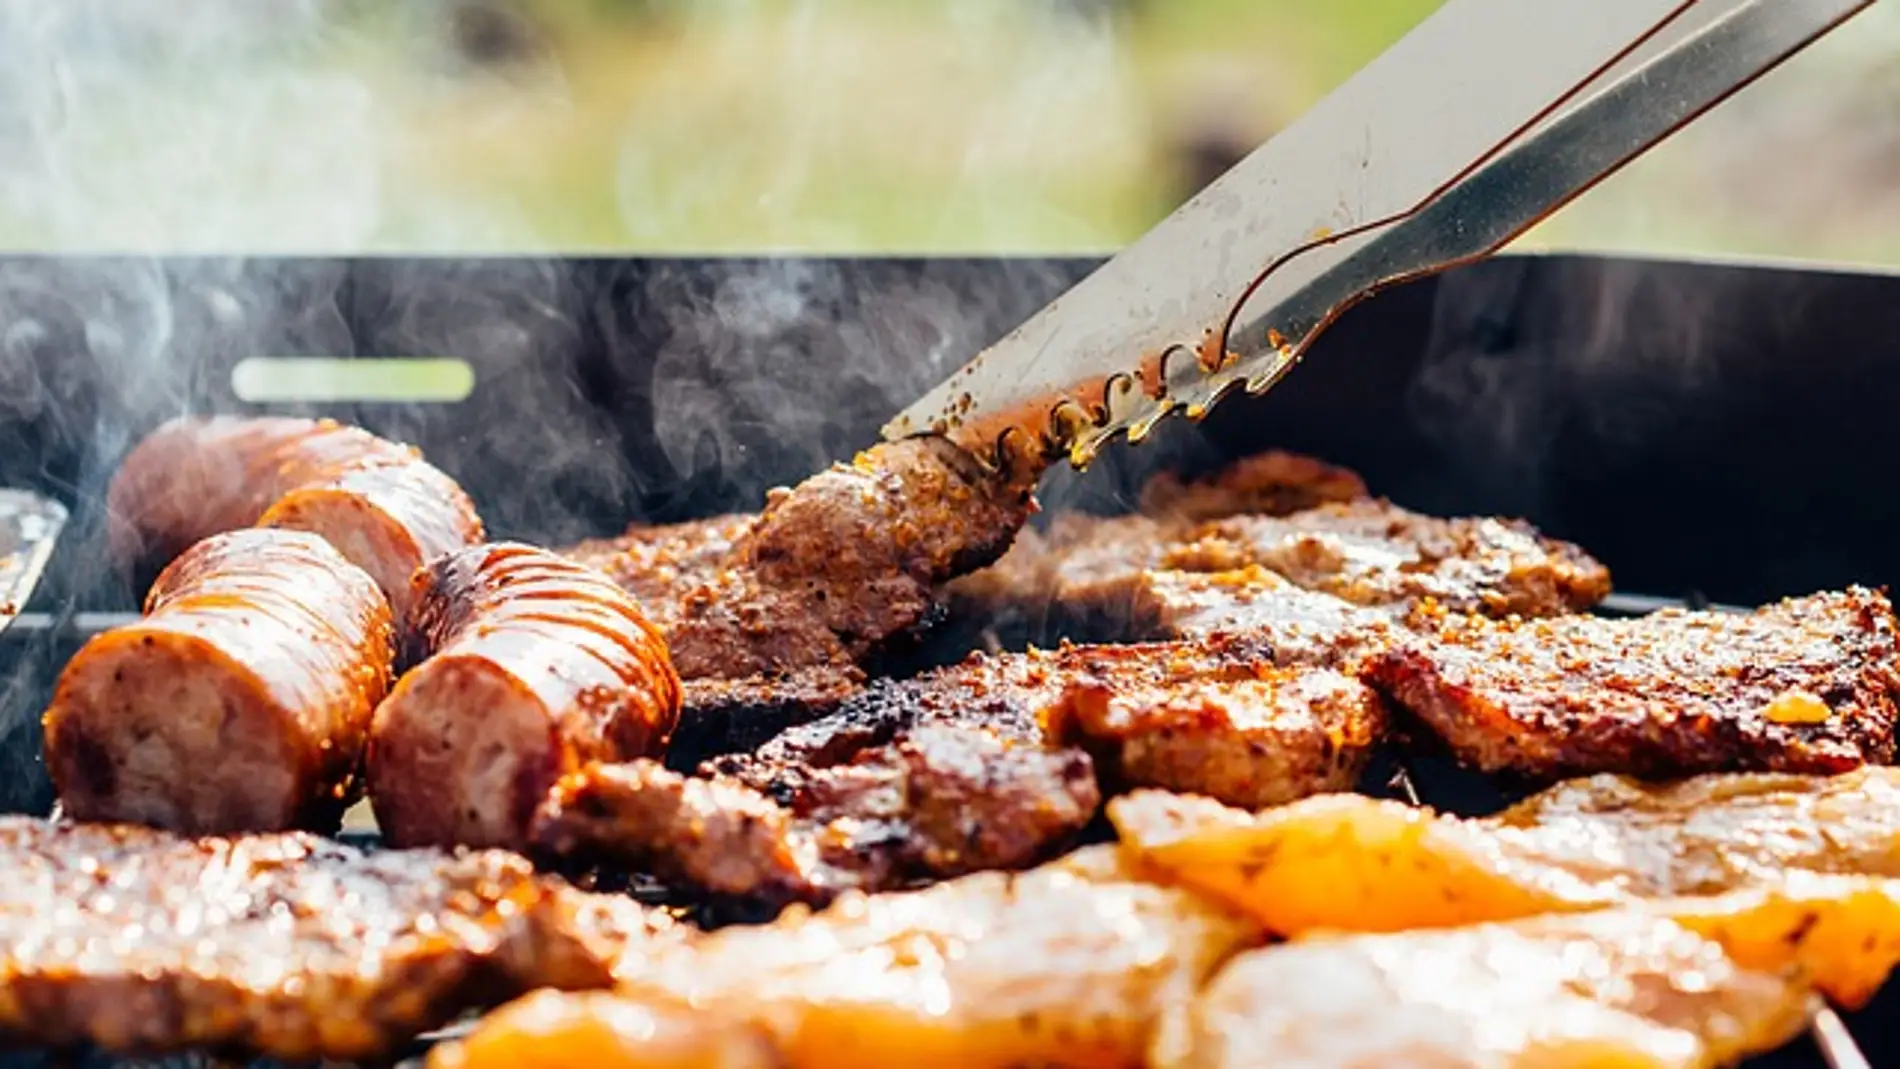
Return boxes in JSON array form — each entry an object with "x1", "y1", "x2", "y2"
[
  {"x1": 107, "y1": 416, "x2": 483, "y2": 618},
  {"x1": 1043, "y1": 664, "x2": 1387, "y2": 809},
  {"x1": 1109, "y1": 767, "x2": 1900, "y2": 940},
  {"x1": 1164, "y1": 498, "x2": 1612, "y2": 618},
  {"x1": 672, "y1": 665, "x2": 867, "y2": 767},
  {"x1": 0, "y1": 817, "x2": 674, "y2": 1060},
  {"x1": 562, "y1": 514, "x2": 755, "y2": 607},
  {"x1": 1161, "y1": 911, "x2": 1809, "y2": 1069},
  {"x1": 368, "y1": 543, "x2": 681, "y2": 851},
  {"x1": 531, "y1": 729, "x2": 1100, "y2": 910},
  {"x1": 1136, "y1": 448, "x2": 1369, "y2": 522},
  {"x1": 516, "y1": 846, "x2": 1261, "y2": 1069},
  {"x1": 947, "y1": 449, "x2": 1367, "y2": 640},
  {"x1": 1370, "y1": 587, "x2": 1900, "y2": 779},
  {"x1": 43, "y1": 529, "x2": 395, "y2": 835},
  {"x1": 430, "y1": 990, "x2": 781, "y2": 1069},
  {"x1": 560, "y1": 439, "x2": 1037, "y2": 686},
  {"x1": 735, "y1": 437, "x2": 1039, "y2": 653}
]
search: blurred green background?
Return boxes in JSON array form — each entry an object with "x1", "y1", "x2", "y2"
[{"x1": 3, "y1": 0, "x2": 1897, "y2": 263}]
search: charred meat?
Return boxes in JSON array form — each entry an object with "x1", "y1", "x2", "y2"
[
  {"x1": 0, "y1": 817, "x2": 674, "y2": 1060},
  {"x1": 1371, "y1": 587, "x2": 1900, "y2": 779}
]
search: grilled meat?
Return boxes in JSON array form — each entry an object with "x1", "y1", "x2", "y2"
[
  {"x1": 1164, "y1": 499, "x2": 1612, "y2": 618},
  {"x1": 673, "y1": 665, "x2": 867, "y2": 767},
  {"x1": 367, "y1": 543, "x2": 681, "y2": 851},
  {"x1": 563, "y1": 513, "x2": 755, "y2": 607},
  {"x1": 1042, "y1": 664, "x2": 1388, "y2": 809},
  {"x1": 107, "y1": 416, "x2": 484, "y2": 618},
  {"x1": 533, "y1": 732, "x2": 1098, "y2": 909},
  {"x1": 43, "y1": 529, "x2": 395, "y2": 835},
  {"x1": 1109, "y1": 767, "x2": 1900, "y2": 939},
  {"x1": 1371, "y1": 587, "x2": 1900, "y2": 779},
  {"x1": 946, "y1": 449, "x2": 1368, "y2": 639},
  {"x1": 0, "y1": 817, "x2": 675, "y2": 1060},
  {"x1": 716, "y1": 626, "x2": 1387, "y2": 806},
  {"x1": 461, "y1": 846, "x2": 1260, "y2": 1069},
  {"x1": 1161, "y1": 911, "x2": 1810, "y2": 1069}
]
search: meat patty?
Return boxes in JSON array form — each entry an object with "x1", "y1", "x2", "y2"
[
  {"x1": 43, "y1": 528, "x2": 395, "y2": 835},
  {"x1": 1165, "y1": 498, "x2": 1612, "y2": 618},
  {"x1": 0, "y1": 817, "x2": 676, "y2": 1060},
  {"x1": 532, "y1": 730, "x2": 1100, "y2": 910},
  {"x1": 1368, "y1": 587, "x2": 1900, "y2": 780},
  {"x1": 368, "y1": 543, "x2": 680, "y2": 851},
  {"x1": 1136, "y1": 448, "x2": 1369, "y2": 522},
  {"x1": 107, "y1": 416, "x2": 485, "y2": 620}
]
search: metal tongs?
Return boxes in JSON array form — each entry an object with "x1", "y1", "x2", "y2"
[{"x1": 884, "y1": 0, "x2": 1875, "y2": 471}]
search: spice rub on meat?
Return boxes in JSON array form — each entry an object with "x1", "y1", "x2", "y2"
[
  {"x1": 1371, "y1": 587, "x2": 1900, "y2": 780},
  {"x1": 562, "y1": 438, "x2": 1039, "y2": 685},
  {"x1": 0, "y1": 817, "x2": 678, "y2": 1060}
]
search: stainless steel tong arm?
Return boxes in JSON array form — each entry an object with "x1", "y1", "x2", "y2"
[{"x1": 884, "y1": 0, "x2": 1873, "y2": 468}]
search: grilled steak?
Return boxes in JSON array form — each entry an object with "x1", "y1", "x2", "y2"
[
  {"x1": 560, "y1": 438, "x2": 1037, "y2": 688},
  {"x1": 531, "y1": 733, "x2": 1099, "y2": 910},
  {"x1": 108, "y1": 416, "x2": 484, "y2": 619},
  {"x1": 368, "y1": 543, "x2": 681, "y2": 851},
  {"x1": 1136, "y1": 449, "x2": 1371, "y2": 522},
  {"x1": 1370, "y1": 587, "x2": 1900, "y2": 780},
  {"x1": 1042, "y1": 664, "x2": 1388, "y2": 809},
  {"x1": 1164, "y1": 499, "x2": 1612, "y2": 618},
  {"x1": 0, "y1": 818, "x2": 673, "y2": 1060},
  {"x1": 43, "y1": 529, "x2": 395, "y2": 835}
]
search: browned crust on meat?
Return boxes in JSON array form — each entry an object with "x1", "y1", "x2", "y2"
[
  {"x1": 1368, "y1": 587, "x2": 1900, "y2": 780},
  {"x1": 0, "y1": 818, "x2": 673, "y2": 1060},
  {"x1": 531, "y1": 734, "x2": 1099, "y2": 911},
  {"x1": 672, "y1": 665, "x2": 867, "y2": 768},
  {"x1": 1043, "y1": 666, "x2": 1389, "y2": 809},
  {"x1": 1137, "y1": 449, "x2": 1369, "y2": 522},
  {"x1": 43, "y1": 529, "x2": 395, "y2": 835},
  {"x1": 368, "y1": 543, "x2": 681, "y2": 851},
  {"x1": 107, "y1": 416, "x2": 484, "y2": 615},
  {"x1": 1167, "y1": 499, "x2": 1612, "y2": 618}
]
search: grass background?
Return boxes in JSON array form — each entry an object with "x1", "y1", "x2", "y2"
[{"x1": 0, "y1": 0, "x2": 1896, "y2": 264}]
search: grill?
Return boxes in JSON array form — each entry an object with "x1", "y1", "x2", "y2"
[{"x1": 0, "y1": 251, "x2": 1897, "y2": 1067}]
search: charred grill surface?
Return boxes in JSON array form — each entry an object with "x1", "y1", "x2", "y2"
[
  {"x1": 0, "y1": 818, "x2": 667, "y2": 1060},
  {"x1": 1371, "y1": 588, "x2": 1900, "y2": 780}
]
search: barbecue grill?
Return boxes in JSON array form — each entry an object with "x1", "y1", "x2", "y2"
[{"x1": 0, "y1": 250, "x2": 1897, "y2": 1068}]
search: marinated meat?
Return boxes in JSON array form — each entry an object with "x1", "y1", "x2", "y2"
[
  {"x1": 672, "y1": 665, "x2": 867, "y2": 767},
  {"x1": 0, "y1": 817, "x2": 674, "y2": 1060},
  {"x1": 43, "y1": 529, "x2": 395, "y2": 835},
  {"x1": 107, "y1": 416, "x2": 484, "y2": 618},
  {"x1": 1136, "y1": 449, "x2": 1370, "y2": 522},
  {"x1": 368, "y1": 543, "x2": 681, "y2": 851},
  {"x1": 1108, "y1": 767, "x2": 1900, "y2": 939},
  {"x1": 559, "y1": 439, "x2": 1037, "y2": 685},
  {"x1": 1042, "y1": 663, "x2": 1388, "y2": 809},
  {"x1": 518, "y1": 846, "x2": 1261, "y2": 1069},
  {"x1": 947, "y1": 449, "x2": 1368, "y2": 639},
  {"x1": 1164, "y1": 498, "x2": 1612, "y2": 618},
  {"x1": 1160, "y1": 911, "x2": 1810, "y2": 1069},
  {"x1": 1370, "y1": 587, "x2": 1900, "y2": 779},
  {"x1": 530, "y1": 730, "x2": 1100, "y2": 909}
]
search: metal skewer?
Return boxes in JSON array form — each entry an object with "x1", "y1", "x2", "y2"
[{"x1": 1385, "y1": 759, "x2": 1868, "y2": 1069}]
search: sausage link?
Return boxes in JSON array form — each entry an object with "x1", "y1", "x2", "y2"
[
  {"x1": 107, "y1": 416, "x2": 484, "y2": 619},
  {"x1": 368, "y1": 543, "x2": 681, "y2": 850},
  {"x1": 43, "y1": 528, "x2": 396, "y2": 834}
]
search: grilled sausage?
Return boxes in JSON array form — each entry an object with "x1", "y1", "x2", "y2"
[
  {"x1": 43, "y1": 528, "x2": 396, "y2": 835},
  {"x1": 106, "y1": 416, "x2": 484, "y2": 618},
  {"x1": 368, "y1": 543, "x2": 682, "y2": 850}
]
